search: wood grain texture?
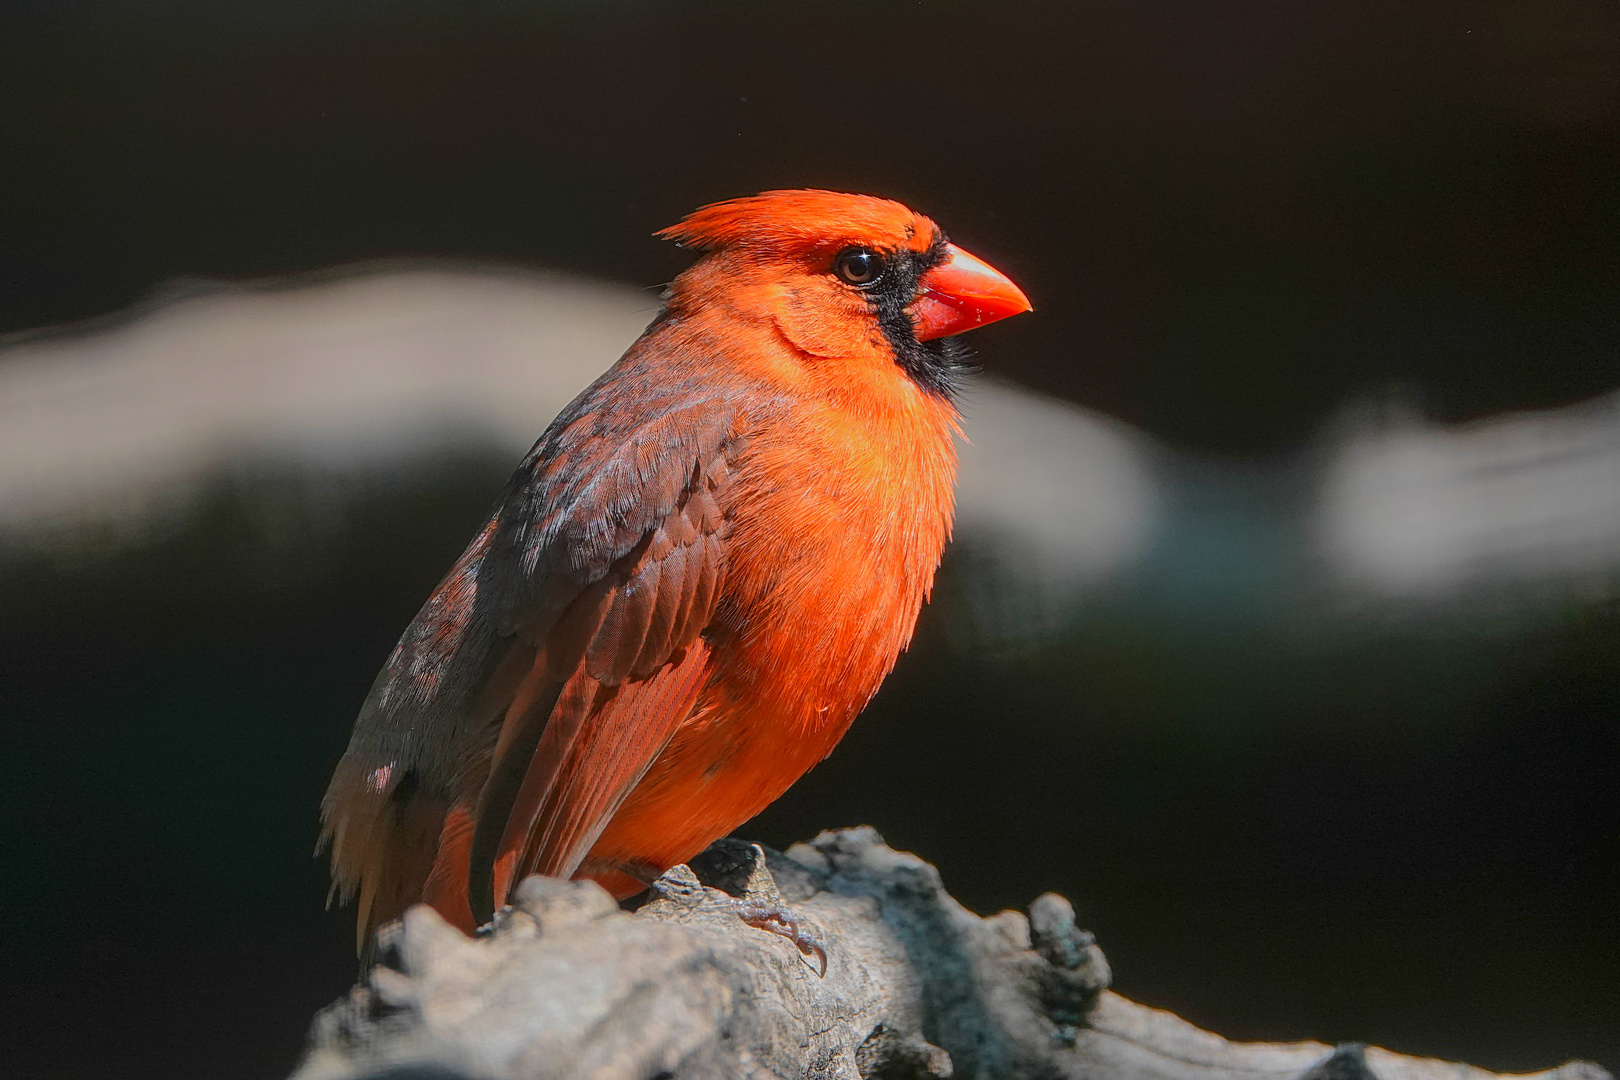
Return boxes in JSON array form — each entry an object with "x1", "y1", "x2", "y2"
[{"x1": 296, "y1": 829, "x2": 1612, "y2": 1080}]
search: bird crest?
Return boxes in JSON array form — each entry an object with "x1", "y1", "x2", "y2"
[{"x1": 658, "y1": 189, "x2": 939, "y2": 255}]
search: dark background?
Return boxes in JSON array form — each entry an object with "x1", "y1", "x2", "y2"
[{"x1": 1, "y1": 2, "x2": 1616, "y2": 1077}]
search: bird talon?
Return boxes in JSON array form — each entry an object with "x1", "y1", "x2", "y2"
[
  {"x1": 732, "y1": 898, "x2": 828, "y2": 977},
  {"x1": 798, "y1": 934, "x2": 829, "y2": 978}
]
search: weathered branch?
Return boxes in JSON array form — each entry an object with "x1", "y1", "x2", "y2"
[{"x1": 295, "y1": 828, "x2": 1611, "y2": 1080}]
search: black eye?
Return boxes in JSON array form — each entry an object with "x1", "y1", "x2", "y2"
[{"x1": 833, "y1": 247, "x2": 886, "y2": 287}]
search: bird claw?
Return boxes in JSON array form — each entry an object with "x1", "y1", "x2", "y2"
[{"x1": 731, "y1": 898, "x2": 828, "y2": 977}]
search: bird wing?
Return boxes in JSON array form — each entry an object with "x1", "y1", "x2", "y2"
[
  {"x1": 465, "y1": 410, "x2": 733, "y2": 923},
  {"x1": 321, "y1": 357, "x2": 745, "y2": 944}
]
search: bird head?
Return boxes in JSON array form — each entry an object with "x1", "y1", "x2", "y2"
[{"x1": 658, "y1": 189, "x2": 1031, "y2": 397}]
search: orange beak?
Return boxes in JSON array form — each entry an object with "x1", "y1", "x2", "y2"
[{"x1": 910, "y1": 243, "x2": 1033, "y2": 342}]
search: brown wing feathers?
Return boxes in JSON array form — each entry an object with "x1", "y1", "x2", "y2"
[
  {"x1": 467, "y1": 446, "x2": 732, "y2": 924},
  {"x1": 320, "y1": 358, "x2": 743, "y2": 948}
]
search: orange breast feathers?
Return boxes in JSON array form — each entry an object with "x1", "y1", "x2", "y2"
[{"x1": 318, "y1": 189, "x2": 1031, "y2": 949}]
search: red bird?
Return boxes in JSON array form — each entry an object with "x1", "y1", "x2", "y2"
[{"x1": 321, "y1": 190, "x2": 1031, "y2": 956}]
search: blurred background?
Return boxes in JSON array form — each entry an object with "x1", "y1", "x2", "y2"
[{"x1": 1, "y1": 1, "x2": 1616, "y2": 1077}]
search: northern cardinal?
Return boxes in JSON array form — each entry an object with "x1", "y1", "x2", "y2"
[{"x1": 321, "y1": 190, "x2": 1030, "y2": 958}]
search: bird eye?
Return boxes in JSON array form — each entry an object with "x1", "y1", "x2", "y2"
[{"x1": 833, "y1": 247, "x2": 885, "y2": 287}]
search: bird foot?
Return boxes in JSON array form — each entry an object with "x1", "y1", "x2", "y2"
[{"x1": 730, "y1": 897, "x2": 827, "y2": 977}]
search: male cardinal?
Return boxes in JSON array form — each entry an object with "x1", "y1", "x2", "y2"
[{"x1": 321, "y1": 190, "x2": 1031, "y2": 960}]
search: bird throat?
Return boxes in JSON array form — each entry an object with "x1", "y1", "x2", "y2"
[{"x1": 867, "y1": 241, "x2": 972, "y2": 401}]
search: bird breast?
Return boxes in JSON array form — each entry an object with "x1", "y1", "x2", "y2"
[{"x1": 714, "y1": 383, "x2": 959, "y2": 740}]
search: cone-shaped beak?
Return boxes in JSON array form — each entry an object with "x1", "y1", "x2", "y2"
[{"x1": 910, "y1": 243, "x2": 1033, "y2": 342}]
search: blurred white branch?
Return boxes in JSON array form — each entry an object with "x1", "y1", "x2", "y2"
[
  {"x1": 4, "y1": 264, "x2": 1617, "y2": 621},
  {"x1": 1315, "y1": 394, "x2": 1620, "y2": 601}
]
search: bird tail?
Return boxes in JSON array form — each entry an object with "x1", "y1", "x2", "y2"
[{"x1": 320, "y1": 760, "x2": 449, "y2": 959}]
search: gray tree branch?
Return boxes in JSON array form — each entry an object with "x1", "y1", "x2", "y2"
[{"x1": 294, "y1": 828, "x2": 1611, "y2": 1080}]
